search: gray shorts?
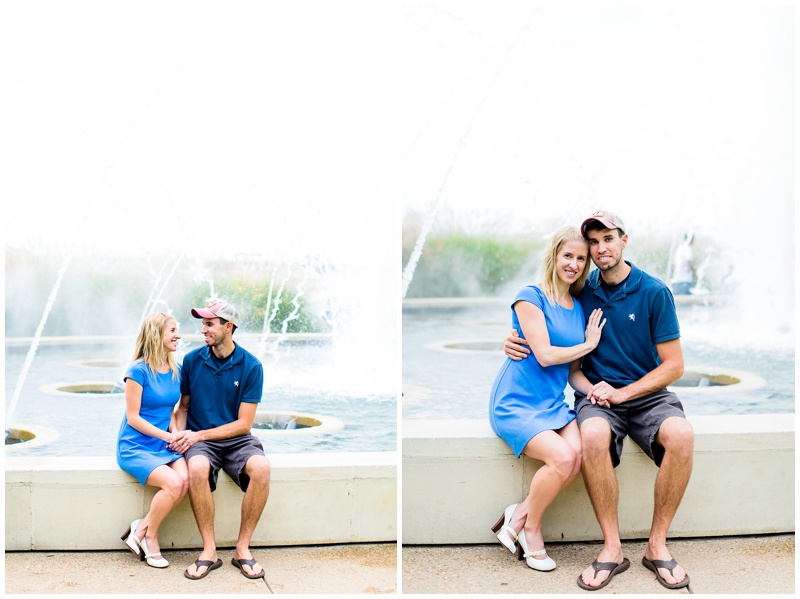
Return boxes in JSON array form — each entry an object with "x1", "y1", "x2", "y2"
[
  {"x1": 574, "y1": 388, "x2": 686, "y2": 467},
  {"x1": 185, "y1": 434, "x2": 265, "y2": 492}
]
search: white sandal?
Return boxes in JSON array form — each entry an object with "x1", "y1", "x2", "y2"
[
  {"x1": 490, "y1": 503, "x2": 519, "y2": 553},
  {"x1": 517, "y1": 529, "x2": 556, "y2": 571},
  {"x1": 120, "y1": 519, "x2": 142, "y2": 555},
  {"x1": 139, "y1": 536, "x2": 169, "y2": 568}
]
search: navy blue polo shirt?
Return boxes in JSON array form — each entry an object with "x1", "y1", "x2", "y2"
[
  {"x1": 180, "y1": 342, "x2": 263, "y2": 431},
  {"x1": 576, "y1": 261, "x2": 680, "y2": 388}
]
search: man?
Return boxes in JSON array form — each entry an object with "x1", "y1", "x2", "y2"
[
  {"x1": 170, "y1": 300, "x2": 271, "y2": 581},
  {"x1": 504, "y1": 210, "x2": 693, "y2": 591}
]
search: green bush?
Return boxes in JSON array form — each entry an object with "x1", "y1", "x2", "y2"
[
  {"x1": 403, "y1": 230, "x2": 541, "y2": 297},
  {"x1": 188, "y1": 277, "x2": 324, "y2": 334},
  {"x1": 402, "y1": 217, "x2": 729, "y2": 299}
]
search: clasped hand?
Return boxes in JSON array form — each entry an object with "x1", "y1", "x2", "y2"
[
  {"x1": 168, "y1": 429, "x2": 198, "y2": 454},
  {"x1": 587, "y1": 380, "x2": 623, "y2": 408}
]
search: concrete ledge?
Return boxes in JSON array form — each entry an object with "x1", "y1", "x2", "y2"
[
  {"x1": 6, "y1": 452, "x2": 396, "y2": 550},
  {"x1": 402, "y1": 415, "x2": 794, "y2": 544}
]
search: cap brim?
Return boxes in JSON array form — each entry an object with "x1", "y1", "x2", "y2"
[
  {"x1": 191, "y1": 308, "x2": 216, "y2": 319},
  {"x1": 581, "y1": 217, "x2": 617, "y2": 234}
]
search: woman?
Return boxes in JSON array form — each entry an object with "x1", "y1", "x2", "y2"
[
  {"x1": 489, "y1": 226, "x2": 605, "y2": 571},
  {"x1": 117, "y1": 312, "x2": 189, "y2": 568}
]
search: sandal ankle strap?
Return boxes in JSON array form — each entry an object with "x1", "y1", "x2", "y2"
[{"x1": 501, "y1": 525, "x2": 518, "y2": 540}]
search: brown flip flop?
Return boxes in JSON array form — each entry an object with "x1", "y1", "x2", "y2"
[
  {"x1": 231, "y1": 557, "x2": 265, "y2": 579},
  {"x1": 641, "y1": 556, "x2": 690, "y2": 589},
  {"x1": 577, "y1": 558, "x2": 630, "y2": 591},
  {"x1": 184, "y1": 558, "x2": 222, "y2": 580}
]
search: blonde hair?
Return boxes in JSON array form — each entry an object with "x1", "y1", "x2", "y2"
[
  {"x1": 539, "y1": 226, "x2": 591, "y2": 303},
  {"x1": 132, "y1": 312, "x2": 180, "y2": 381}
]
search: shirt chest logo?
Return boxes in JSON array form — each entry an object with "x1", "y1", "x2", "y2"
[
  {"x1": 628, "y1": 313, "x2": 636, "y2": 322},
  {"x1": 234, "y1": 381, "x2": 240, "y2": 387}
]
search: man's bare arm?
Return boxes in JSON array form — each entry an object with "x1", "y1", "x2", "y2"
[{"x1": 588, "y1": 338, "x2": 684, "y2": 406}]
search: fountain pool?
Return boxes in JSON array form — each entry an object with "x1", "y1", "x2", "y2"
[
  {"x1": 402, "y1": 299, "x2": 794, "y2": 420},
  {"x1": 6, "y1": 335, "x2": 396, "y2": 456}
]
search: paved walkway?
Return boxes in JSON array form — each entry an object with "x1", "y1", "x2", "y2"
[
  {"x1": 5, "y1": 543, "x2": 397, "y2": 594},
  {"x1": 6, "y1": 535, "x2": 794, "y2": 594},
  {"x1": 402, "y1": 534, "x2": 795, "y2": 594}
]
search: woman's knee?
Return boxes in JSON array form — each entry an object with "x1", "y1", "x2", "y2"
[
  {"x1": 570, "y1": 448, "x2": 583, "y2": 477},
  {"x1": 164, "y1": 474, "x2": 187, "y2": 500},
  {"x1": 549, "y1": 445, "x2": 581, "y2": 481},
  {"x1": 169, "y1": 459, "x2": 190, "y2": 497},
  {"x1": 177, "y1": 471, "x2": 190, "y2": 498}
]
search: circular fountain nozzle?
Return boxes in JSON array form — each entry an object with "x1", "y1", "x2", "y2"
[
  {"x1": 251, "y1": 411, "x2": 344, "y2": 436},
  {"x1": 5, "y1": 425, "x2": 60, "y2": 449},
  {"x1": 41, "y1": 381, "x2": 125, "y2": 396},
  {"x1": 673, "y1": 367, "x2": 766, "y2": 392}
]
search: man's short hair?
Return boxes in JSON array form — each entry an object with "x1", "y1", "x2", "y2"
[{"x1": 218, "y1": 317, "x2": 237, "y2": 335}]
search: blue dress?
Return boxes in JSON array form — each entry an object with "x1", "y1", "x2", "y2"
[
  {"x1": 489, "y1": 285, "x2": 586, "y2": 458},
  {"x1": 116, "y1": 361, "x2": 183, "y2": 485}
]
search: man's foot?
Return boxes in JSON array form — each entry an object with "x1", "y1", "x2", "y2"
[
  {"x1": 184, "y1": 552, "x2": 221, "y2": 580},
  {"x1": 578, "y1": 548, "x2": 626, "y2": 589},
  {"x1": 643, "y1": 544, "x2": 689, "y2": 588},
  {"x1": 232, "y1": 550, "x2": 265, "y2": 579}
]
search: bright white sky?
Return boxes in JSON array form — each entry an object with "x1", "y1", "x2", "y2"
[
  {"x1": 397, "y1": 1, "x2": 796, "y2": 332},
  {"x1": 3, "y1": 1, "x2": 393, "y2": 267},
  {"x1": 399, "y1": 2, "x2": 795, "y2": 248},
  {"x1": 2, "y1": 1, "x2": 795, "y2": 295}
]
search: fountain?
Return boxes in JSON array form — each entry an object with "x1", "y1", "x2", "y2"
[
  {"x1": 399, "y1": 3, "x2": 793, "y2": 420},
  {"x1": 4, "y1": 2, "x2": 400, "y2": 552},
  {"x1": 5, "y1": 273, "x2": 396, "y2": 456},
  {"x1": 399, "y1": 3, "x2": 793, "y2": 547},
  {"x1": 5, "y1": 249, "x2": 398, "y2": 550}
]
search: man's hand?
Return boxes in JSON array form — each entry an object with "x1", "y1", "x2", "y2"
[
  {"x1": 587, "y1": 380, "x2": 626, "y2": 408},
  {"x1": 168, "y1": 429, "x2": 201, "y2": 454},
  {"x1": 504, "y1": 329, "x2": 531, "y2": 361}
]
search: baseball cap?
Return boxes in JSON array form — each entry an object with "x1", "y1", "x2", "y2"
[
  {"x1": 191, "y1": 300, "x2": 240, "y2": 327},
  {"x1": 580, "y1": 210, "x2": 626, "y2": 236}
]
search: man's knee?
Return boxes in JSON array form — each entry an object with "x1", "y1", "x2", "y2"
[
  {"x1": 580, "y1": 417, "x2": 612, "y2": 457},
  {"x1": 245, "y1": 455, "x2": 271, "y2": 487},
  {"x1": 187, "y1": 455, "x2": 211, "y2": 486},
  {"x1": 658, "y1": 417, "x2": 694, "y2": 457}
]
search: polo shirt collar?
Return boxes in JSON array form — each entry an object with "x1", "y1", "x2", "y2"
[
  {"x1": 587, "y1": 261, "x2": 642, "y2": 297},
  {"x1": 199, "y1": 342, "x2": 241, "y2": 365}
]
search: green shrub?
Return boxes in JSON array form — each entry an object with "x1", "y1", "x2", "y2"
[
  {"x1": 188, "y1": 276, "x2": 324, "y2": 334},
  {"x1": 403, "y1": 218, "x2": 728, "y2": 299},
  {"x1": 403, "y1": 230, "x2": 541, "y2": 297}
]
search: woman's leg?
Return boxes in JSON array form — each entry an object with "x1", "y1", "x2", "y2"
[
  {"x1": 557, "y1": 419, "x2": 583, "y2": 478},
  {"x1": 505, "y1": 422, "x2": 582, "y2": 537},
  {"x1": 519, "y1": 423, "x2": 581, "y2": 557},
  {"x1": 136, "y1": 459, "x2": 189, "y2": 555}
]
